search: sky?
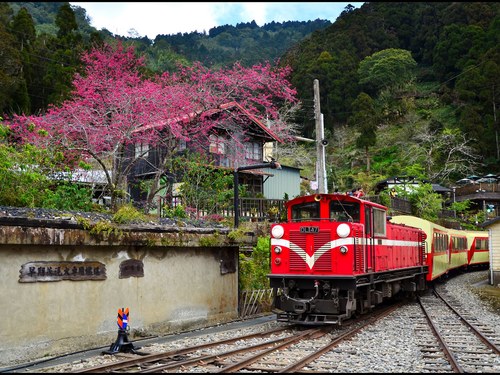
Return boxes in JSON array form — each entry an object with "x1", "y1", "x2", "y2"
[{"x1": 70, "y1": 2, "x2": 363, "y2": 39}]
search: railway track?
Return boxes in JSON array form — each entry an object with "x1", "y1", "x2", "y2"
[
  {"x1": 16, "y1": 272, "x2": 498, "y2": 374},
  {"x1": 69, "y1": 303, "x2": 403, "y2": 373},
  {"x1": 415, "y1": 287, "x2": 500, "y2": 373}
]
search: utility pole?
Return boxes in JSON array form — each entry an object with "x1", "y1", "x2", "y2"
[
  {"x1": 321, "y1": 113, "x2": 328, "y2": 193},
  {"x1": 314, "y1": 79, "x2": 327, "y2": 193}
]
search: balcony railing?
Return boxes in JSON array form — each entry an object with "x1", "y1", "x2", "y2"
[
  {"x1": 455, "y1": 182, "x2": 500, "y2": 195},
  {"x1": 366, "y1": 195, "x2": 412, "y2": 214}
]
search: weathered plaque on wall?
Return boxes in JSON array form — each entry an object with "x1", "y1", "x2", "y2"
[
  {"x1": 19, "y1": 261, "x2": 106, "y2": 283},
  {"x1": 119, "y1": 259, "x2": 144, "y2": 278},
  {"x1": 218, "y1": 249, "x2": 236, "y2": 275}
]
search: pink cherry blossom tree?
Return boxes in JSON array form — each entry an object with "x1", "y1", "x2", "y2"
[{"x1": 7, "y1": 42, "x2": 299, "y2": 210}]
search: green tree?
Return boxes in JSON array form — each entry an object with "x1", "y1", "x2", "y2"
[
  {"x1": 433, "y1": 24, "x2": 485, "y2": 83},
  {"x1": 0, "y1": 121, "x2": 92, "y2": 209},
  {"x1": 55, "y1": 3, "x2": 77, "y2": 38},
  {"x1": 173, "y1": 153, "x2": 236, "y2": 219},
  {"x1": 41, "y1": 3, "x2": 83, "y2": 108},
  {"x1": 10, "y1": 6, "x2": 37, "y2": 113},
  {"x1": 455, "y1": 47, "x2": 500, "y2": 164},
  {"x1": 349, "y1": 92, "x2": 378, "y2": 173},
  {"x1": 358, "y1": 48, "x2": 417, "y2": 95},
  {"x1": 408, "y1": 183, "x2": 443, "y2": 221},
  {"x1": 0, "y1": 3, "x2": 27, "y2": 115}
]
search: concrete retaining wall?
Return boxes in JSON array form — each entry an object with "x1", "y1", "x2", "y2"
[{"x1": 0, "y1": 221, "x2": 246, "y2": 367}]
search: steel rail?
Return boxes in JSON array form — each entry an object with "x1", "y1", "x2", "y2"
[
  {"x1": 71, "y1": 325, "x2": 293, "y2": 373},
  {"x1": 138, "y1": 328, "x2": 321, "y2": 373},
  {"x1": 433, "y1": 288, "x2": 500, "y2": 355},
  {"x1": 278, "y1": 302, "x2": 404, "y2": 373},
  {"x1": 417, "y1": 295, "x2": 464, "y2": 373},
  {"x1": 215, "y1": 328, "x2": 326, "y2": 372}
]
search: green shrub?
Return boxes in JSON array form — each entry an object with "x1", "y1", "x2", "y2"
[
  {"x1": 162, "y1": 205, "x2": 188, "y2": 219},
  {"x1": 112, "y1": 204, "x2": 146, "y2": 224},
  {"x1": 239, "y1": 236, "x2": 270, "y2": 291},
  {"x1": 41, "y1": 182, "x2": 94, "y2": 211}
]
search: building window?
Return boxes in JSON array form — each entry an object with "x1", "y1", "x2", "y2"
[
  {"x1": 245, "y1": 142, "x2": 261, "y2": 161},
  {"x1": 135, "y1": 143, "x2": 149, "y2": 158},
  {"x1": 209, "y1": 135, "x2": 226, "y2": 155}
]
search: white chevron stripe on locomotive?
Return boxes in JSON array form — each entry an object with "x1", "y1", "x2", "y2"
[
  {"x1": 271, "y1": 238, "x2": 422, "y2": 270},
  {"x1": 271, "y1": 238, "x2": 353, "y2": 269}
]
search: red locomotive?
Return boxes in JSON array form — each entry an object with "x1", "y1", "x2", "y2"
[{"x1": 268, "y1": 193, "x2": 488, "y2": 325}]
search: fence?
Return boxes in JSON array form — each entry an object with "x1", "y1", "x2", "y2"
[
  {"x1": 365, "y1": 195, "x2": 412, "y2": 214},
  {"x1": 158, "y1": 195, "x2": 464, "y2": 223},
  {"x1": 239, "y1": 289, "x2": 273, "y2": 318},
  {"x1": 389, "y1": 196, "x2": 412, "y2": 213},
  {"x1": 455, "y1": 182, "x2": 500, "y2": 195},
  {"x1": 158, "y1": 196, "x2": 286, "y2": 221}
]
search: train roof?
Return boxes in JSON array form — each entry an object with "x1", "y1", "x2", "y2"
[
  {"x1": 391, "y1": 215, "x2": 488, "y2": 235},
  {"x1": 285, "y1": 193, "x2": 388, "y2": 211}
]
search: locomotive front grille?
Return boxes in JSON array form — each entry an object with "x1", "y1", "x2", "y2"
[
  {"x1": 354, "y1": 228, "x2": 363, "y2": 272},
  {"x1": 290, "y1": 231, "x2": 307, "y2": 271},
  {"x1": 290, "y1": 230, "x2": 331, "y2": 272}
]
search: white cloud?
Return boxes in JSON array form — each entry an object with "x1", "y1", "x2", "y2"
[
  {"x1": 74, "y1": 2, "x2": 220, "y2": 37},
  {"x1": 71, "y1": 2, "x2": 363, "y2": 38}
]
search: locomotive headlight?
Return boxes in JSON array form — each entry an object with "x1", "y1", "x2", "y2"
[
  {"x1": 271, "y1": 225, "x2": 284, "y2": 239},
  {"x1": 274, "y1": 257, "x2": 281, "y2": 265},
  {"x1": 274, "y1": 246, "x2": 282, "y2": 254},
  {"x1": 337, "y1": 223, "x2": 350, "y2": 238},
  {"x1": 340, "y1": 246, "x2": 348, "y2": 254}
]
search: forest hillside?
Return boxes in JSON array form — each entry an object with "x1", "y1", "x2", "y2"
[{"x1": 1, "y1": 2, "x2": 499, "y2": 192}]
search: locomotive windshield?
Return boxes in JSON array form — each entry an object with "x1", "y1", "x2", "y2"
[
  {"x1": 291, "y1": 202, "x2": 320, "y2": 221},
  {"x1": 330, "y1": 201, "x2": 360, "y2": 222}
]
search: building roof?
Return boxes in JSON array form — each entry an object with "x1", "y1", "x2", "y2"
[
  {"x1": 480, "y1": 216, "x2": 500, "y2": 228},
  {"x1": 431, "y1": 183, "x2": 452, "y2": 193},
  {"x1": 133, "y1": 101, "x2": 283, "y2": 143},
  {"x1": 51, "y1": 169, "x2": 108, "y2": 185},
  {"x1": 374, "y1": 176, "x2": 452, "y2": 194}
]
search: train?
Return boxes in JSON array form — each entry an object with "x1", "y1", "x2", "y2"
[{"x1": 268, "y1": 193, "x2": 489, "y2": 325}]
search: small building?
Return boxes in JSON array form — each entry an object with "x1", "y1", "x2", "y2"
[
  {"x1": 127, "y1": 101, "x2": 284, "y2": 206},
  {"x1": 480, "y1": 217, "x2": 500, "y2": 287},
  {"x1": 453, "y1": 180, "x2": 500, "y2": 218},
  {"x1": 374, "y1": 176, "x2": 452, "y2": 198},
  {"x1": 262, "y1": 164, "x2": 301, "y2": 200}
]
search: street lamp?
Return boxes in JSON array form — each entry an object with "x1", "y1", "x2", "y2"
[{"x1": 234, "y1": 159, "x2": 281, "y2": 228}]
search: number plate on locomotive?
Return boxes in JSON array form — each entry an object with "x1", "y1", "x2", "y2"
[{"x1": 300, "y1": 226, "x2": 319, "y2": 233}]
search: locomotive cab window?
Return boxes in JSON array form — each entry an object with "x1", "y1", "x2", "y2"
[
  {"x1": 329, "y1": 201, "x2": 360, "y2": 222},
  {"x1": 373, "y1": 208, "x2": 386, "y2": 236},
  {"x1": 291, "y1": 202, "x2": 320, "y2": 222}
]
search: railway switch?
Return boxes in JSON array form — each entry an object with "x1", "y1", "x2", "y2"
[{"x1": 102, "y1": 307, "x2": 140, "y2": 355}]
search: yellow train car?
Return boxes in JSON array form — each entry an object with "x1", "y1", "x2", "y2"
[
  {"x1": 390, "y1": 215, "x2": 489, "y2": 280},
  {"x1": 447, "y1": 227, "x2": 469, "y2": 272},
  {"x1": 466, "y1": 230, "x2": 489, "y2": 268},
  {"x1": 390, "y1": 216, "x2": 448, "y2": 281}
]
